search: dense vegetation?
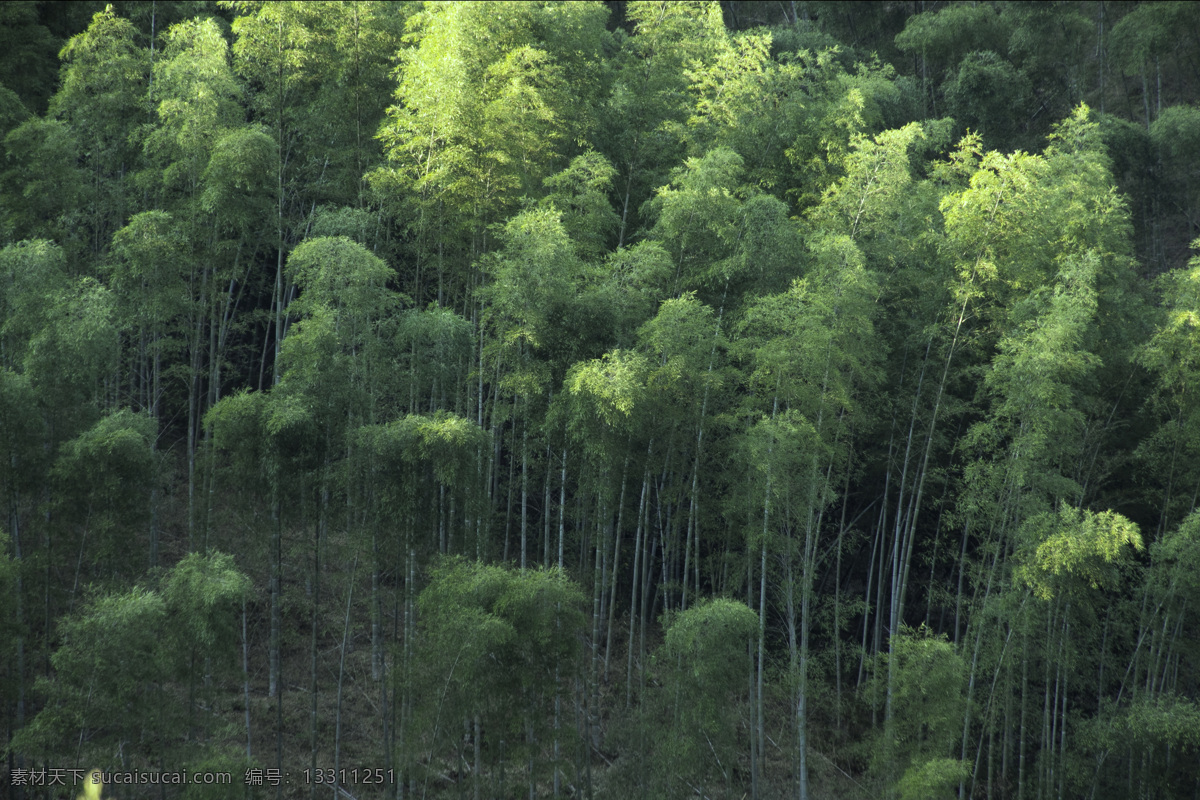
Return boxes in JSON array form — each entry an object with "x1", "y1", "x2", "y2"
[{"x1": 3, "y1": 1, "x2": 1200, "y2": 798}]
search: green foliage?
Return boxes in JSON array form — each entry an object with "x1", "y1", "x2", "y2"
[
  {"x1": 0, "y1": 2, "x2": 59, "y2": 113},
  {"x1": 0, "y1": 239, "x2": 70, "y2": 367},
  {"x1": 638, "y1": 292, "x2": 725, "y2": 404},
  {"x1": 942, "y1": 51, "x2": 1032, "y2": 148},
  {"x1": 1151, "y1": 511, "x2": 1200, "y2": 597},
  {"x1": 108, "y1": 211, "x2": 191, "y2": 354},
  {"x1": 0, "y1": 6, "x2": 1196, "y2": 799},
  {"x1": 0, "y1": 368, "x2": 43, "y2": 495},
  {"x1": 274, "y1": 236, "x2": 402, "y2": 450},
  {"x1": 161, "y1": 551, "x2": 251, "y2": 675},
  {"x1": 51, "y1": 410, "x2": 157, "y2": 564},
  {"x1": 815, "y1": 122, "x2": 924, "y2": 227},
  {"x1": 286, "y1": 235, "x2": 395, "y2": 321},
  {"x1": 0, "y1": 119, "x2": 84, "y2": 243},
  {"x1": 373, "y1": 0, "x2": 598, "y2": 269},
  {"x1": 894, "y1": 4, "x2": 1007, "y2": 75},
  {"x1": 647, "y1": 147, "x2": 745, "y2": 282},
  {"x1": 199, "y1": 125, "x2": 277, "y2": 230},
  {"x1": 50, "y1": 5, "x2": 149, "y2": 253},
  {"x1": 14, "y1": 586, "x2": 168, "y2": 763},
  {"x1": 1, "y1": 241, "x2": 121, "y2": 413},
  {"x1": 178, "y1": 752, "x2": 258, "y2": 800},
  {"x1": 779, "y1": 48, "x2": 904, "y2": 210},
  {"x1": 1016, "y1": 504, "x2": 1143, "y2": 600},
  {"x1": 226, "y1": 1, "x2": 315, "y2": 121},
  {"x1": 646, "y1": 146, "x2": 803, "y2": 299},
  {"x1": 0, "y1": 84, "x2": 31, "y2": 139},
  {"x1": 407, "y1": 558, "x2": 586, "y2": 781},
  {"x1": 353, "y1": 411, "x2": 489, "y2": 522},
  {"x1": 566, "y1": 349, "x2": 650, "y2": 429},
  {"x1": 395, "y1": 306, "x2": 473, "y2": 410},
  {"x1": 1107, "y1": 3, "x2": 1195, "y2": 79},
  {"x1": 865, "y1": 626, "x2": 966, "y2": 786},
  {"x1": 542, "y1": 150, "x2": 620, "y2": 258},
  {"x1": 309, "y1": 204, "x2": 377, "y2": 246},
  {"x1": 204, "y1": 389, "x2": 270, "y2": 489},
  {"x1": 741, "y1": 233, "x2": 882, "y2": 414},
  {"x1": 1085, "y1": 691, "x2": 1200, "y2": 796},
  {"x1": 739, "y1": 408, "x2": 820, "y2": 519},
  {"x1": 896, "y1": 756, "x2": 970, "y2": 800},
  {"x1": 0, "y1": 530, "x2": 18, "y2": 661},
  {"x1": 602, "y1": 241, "x2": 674, "y2": 340},
  {"x1": 296, "y1": 0, "x2": 406, "y2": 206},
  {"x1": 143, "y1": 17, "x2": 243, "y2": 201},
  {"x1": 650, "y1": 597, "x2": 758, "y2": 798},
  {"x1": 1116, "y1": 694, "x2": 1200, "y2": 751},
  {"x1": 1137, "y1": 244, "x2": 1200, "y2": 526},
  {"x1": 685, "y1": 28, "x2": 774, "y2": 157},
  {"x1": 1150, "y1": 104, "x2": 1200, "y2": 170},
  {"x1": 484, "y1": 206, "x2": 591, "y2": 375},
  {"x1": 1150, "y1": 106, "x2": 1200, "y2": 252},
  {"x1": 11, "y1": 553, "x2": 248, "y2": 768},
  {"x1": 963, "y1": 251, "x2": 1104, "y2": 510},
  {"x1": 596, "y1": 0, "x2": 724, "y2": 240},
  {"x1": 411, "y1": 411, "x2": 490, "y2": 489}
]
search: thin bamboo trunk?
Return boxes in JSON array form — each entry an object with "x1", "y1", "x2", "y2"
[
  {"x1": 243, "y1": 597, "x2": 252, "y2": 759},
  {"x1": 333, "y1": 557, "x2": 357, "y2": 800},
  {"x1": 626, "y1": 461, "x2": 650, "y2": 708},
  {"x1": 521, "y1": 423, "x2": 528, "y2": 569}
]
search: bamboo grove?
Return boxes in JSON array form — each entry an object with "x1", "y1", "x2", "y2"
[{"x1": 2, "y1": 2, "x2": 1200, "y2": 799}]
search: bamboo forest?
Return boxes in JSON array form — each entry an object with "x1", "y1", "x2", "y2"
[{"x1": 2, "y1": 1, "x2": 1200, "y2": 798}]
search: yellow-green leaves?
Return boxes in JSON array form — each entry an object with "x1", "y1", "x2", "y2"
[
  {"x1": 980, "y1": 252, "x2": 1102, "y2": 494},
  {"x1": 1141, "y1": 244, "x2": 1200, "y2": 402},
  {"x1": 376, "y1": 1, "x2": 588, "y2": 225},
  {"x1": 354, "y1": 412, "x2": 488, "y2": 493},
  {"x1": 638, "y1": 292, "x2": 723, "y2": 399},
  {"x1": 483, "y1": 44, "x2": 569, "y2": 191},
  {"x1": 1016, "y1": 504, "x2": 1143, "y2": 600},
  {"x1": 942, "y1": 106, "x2": 1131, "y2": 319},
  {"x1": 812, "y1": 121, "x2": 926, "y2": 241},
  {"x1": 227, "y1": 1, "x2": 314, "y2": 112},
  {"x1": 541, "y1": 151, "x2": 619, "y2": 258},
  {"x1": 896, "y1": 757, "x2": 970, "y2": 800},
  {"x1": 741, "y1": 233, "x2": 881, "y2": 411},
  {"x1": 411, "y1": 411, "x2": 490, "y2": 489},
  {"x1": 686, "y1": 28, "x2": 772, "y2": 152},
  {"x1": 285, "y1": 235, "x2": 394, "y2": 320},
  {"x1": 144, "y1": 17, "x2": 242, "y2": 203},
  {"x1": 566, "y1": 349, "x2": 650, "y2": 428}
]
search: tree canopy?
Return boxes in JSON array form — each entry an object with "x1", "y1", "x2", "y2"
[{"x1": 2, "y1": 3, "x2": 1199, "y2": 799}]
